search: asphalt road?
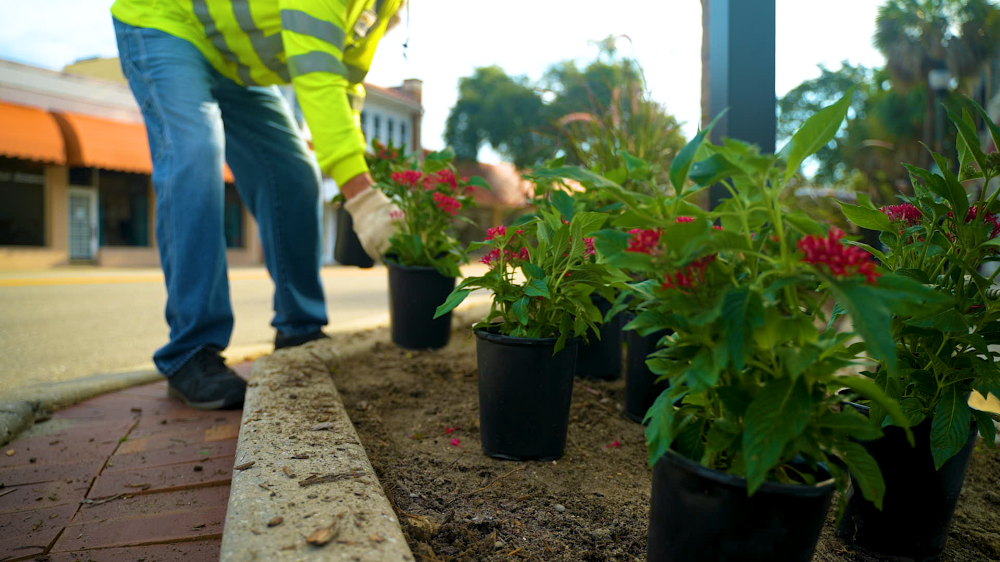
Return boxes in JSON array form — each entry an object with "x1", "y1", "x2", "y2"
[{"x1": 0, "y1": 266, "x2": 397, "y2": 393}]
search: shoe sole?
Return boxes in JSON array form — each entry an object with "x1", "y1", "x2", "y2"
[{"x1": 168, "y1": 386, "x2": 243, "y2": 410}]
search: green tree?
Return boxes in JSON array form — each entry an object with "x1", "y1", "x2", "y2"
[
  {"x1": 875, "y1": 0, "x2": 1000, "y2": 92},
  {"x1": 444, "y1": 37, "x2": 685, "y2": 174},
  {"x1": 444, "y1": 66, "x2": 547, "y2": 167},
  {"x1": 875, "y1": 0, "x2": 1000, "y2": 154},
  {"x1": 777, "y1": 63, "x2": 925, "y2": 198}
]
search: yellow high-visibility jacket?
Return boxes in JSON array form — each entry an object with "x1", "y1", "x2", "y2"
[{"x1": 111, "y1": 0, "x2": 402, "y2": 186}]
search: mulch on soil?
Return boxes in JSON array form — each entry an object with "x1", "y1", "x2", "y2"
[{"x1": 333, "y1": 331, "x2": 1000, "y2": 562}]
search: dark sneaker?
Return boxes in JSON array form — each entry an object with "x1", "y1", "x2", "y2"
[
  {"x1": 274, "y1": 330, "x2": 329, "y2": 350},
  {"x1": 167, "y1": 347, "x2": 246, "y2": 410}
]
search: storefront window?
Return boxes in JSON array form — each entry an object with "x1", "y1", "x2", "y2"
[
  {"x1": 99, "y1": 170, "x2": 149, "y2": 247},
  {"x1": 0, "y1": 157, "x2": 46, "y2": 246},
  {"x1": 224, "y1": 183, "x2": 245, "y2": 248}
]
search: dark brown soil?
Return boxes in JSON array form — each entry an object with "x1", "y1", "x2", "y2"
[{"x1": 333, "y1": 332, "x2": 1000, "y2": 562}]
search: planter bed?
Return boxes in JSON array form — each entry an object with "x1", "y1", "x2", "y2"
[{"x1": 332, "y1": 333, "x2": 1000, "y2": 561}]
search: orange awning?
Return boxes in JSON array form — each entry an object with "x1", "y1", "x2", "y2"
[
  {"x1": 53, "y1": 112, "x2": 234, "y2": 182},
  {"x1": 0, "y1": 100, "x2": 65, "y2": 164}
]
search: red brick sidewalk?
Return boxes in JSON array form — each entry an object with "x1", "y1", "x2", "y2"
[{"x1": 1, "y1": 364, "x2": 251, "y2": 561}]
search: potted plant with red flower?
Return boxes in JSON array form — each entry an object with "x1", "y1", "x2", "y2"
[
  {"x1": 378, "y1": 148, "x2": 485, "y2": 350},
  {"x1": 334, "y1": 139, "x2": 407, "y2": 268},
  {"x1": 834, "y1": 100, "x2": 1000, "y2": 560},
  {"x1": 531, "y1": 91, "x2": 948, "y2": 561},
  {"x1": 434, "y1": 205, "x2": 627, "y2": 460}
]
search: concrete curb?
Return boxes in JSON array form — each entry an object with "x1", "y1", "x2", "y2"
[
  {"x1": 0, "y1": 369, "x2": 160, "y2": 446},
  {"x1": 220, "y1": 302, "x2": 489, "y2": 561}
]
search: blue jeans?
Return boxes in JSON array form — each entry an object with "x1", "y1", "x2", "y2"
[{"x1": 113, "y1": 18, "x2": 328, "y2": 376}]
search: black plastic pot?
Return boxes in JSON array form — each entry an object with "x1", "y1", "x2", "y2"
[
  {"x1": 386, "y1": 260, "x2": 455, "y2": 350},
  {"x1": 837, "y1": 404, "x2": 979, "y2": 562},
  {"x1": 475, "y1": 329, "x2": 578, "y2": 460},
  {"x1": 623, "y1": 316, "x2": 671, "y2": 423},
  {"x1": 648, "y1": 450, "x2": 836, "y2": 562},
  {"x1": 576, "y1": 296, "x2": 623, "y2": 380},
  {"x1": 334, "y1": 206, "x2": 375, "y2": 268}
]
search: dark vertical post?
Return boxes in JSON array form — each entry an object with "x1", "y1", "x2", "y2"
[{"x1": 704, "y1": 0, "x2": 776, "y2": 209}]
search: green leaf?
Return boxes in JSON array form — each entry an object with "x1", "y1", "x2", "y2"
[
  {"x1": 965, "y1": 96, "x2": 1000, "y2": 171},
  {"x1": 844, "y1": 241, "x2": 887, "y2": 263},
  {"x1": 897, "y1": 396, "x2": 928, "y2": 427},
  {"x1": 433, "y1": 289, "x2": 471, "y2": 319},
  {"x1": 511, "y1": 297, "x2": 529, "y2": 325},
  {"x1": 818, "y1": 408, "x2": 883, "y2": 441},
  {"x1": 827, "y1": 301, "x2": 847, "y2": 330},
  {"x1": 624, "y1": 309, "x2": 672, "y2": 336},
  {"x1": 838, "y1": 202, "x2": 892, "y2": 231},
  {"x1": 683, "y1": 347, "x2": 721, "y2": 394},
  {"x1": 521, "y1": 262, "x2": 545, "y2": 280},
  {"x1": 856, "y1": 192, "x2": 874, "y2": 208},
  {"x1": 782, "y1": 87, "x2": 854, "y2": 183},
  {"x1": 570, "y1": 211, "x2": 609, "y2": 239},
  {"x1": 838, "y1": 442, "x2": 886, "y2": 510},
  {"x1": 909, "y1": 309, "x2": 970, "y2": 332},
  {"x1": 930, "y1": 387, "x2": 972, "y2": 470},
  {"x1": 784, "y1": 212, "x2": 826, "y2": 236},
  {"x1": 689, "y1": 154, "x2": 742, "y2": 187},
  {"x1": 524, "y1": 278, "x2": 550, "y2": 298},
  {"x1": 721, "y1": 287, "x2": 764, "y2": 371},
  {"x1": 526, "y1": 166, "x2": 633, "y2": 206},
  {"x1": 971, "y1": 409, "x2": 997, "y2": 448},
  {"x1": 466, "y1": 175, "x2": 492, "y2": 190},
  {"x1": 946, "y1": 106, "x2": 989, "y2": 179},
  {"x1": 742, "y1": 378, "x2": 812, "y2": 495},
  {"x1": 778, "y1": 346, "x2": 822, "y2": 381},
  {"x1": 927, "y1": 147, "x2": 970, "y2": 221},
  {"x1": 901, "y1": 162, "x2": 946, "y2": 199},
  {"x1": 592, "y1": 229, "x2": 629, "y2": 256},
  {"x1": 623, "y1": 152, "x2": 651, "y2": 181},
  {"x1": 425, "y1": 147, "x2": 455, "y2": 164},
  {"x1": 670, "y1": 111, "x2": 725, "y2": 194},
  {"x1": 551, "y1": 190, "x2": 575, "y2": 222},
  {"x1": 837, "y1": 375, "x2": 913, "y2": 445},
  {"x1": 829, "y1": 280, "x2": 897, "y2": 374},
  {"x1": 644, "y1": 386, "x2": 686, "y2": 466}
]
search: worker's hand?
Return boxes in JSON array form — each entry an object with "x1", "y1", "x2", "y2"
[{"x1": 344, "y1": 186, "x2": 398, "y2": 261}]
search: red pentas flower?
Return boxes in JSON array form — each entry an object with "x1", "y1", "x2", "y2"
[
  {"x1": 965, "y1": 204, "x2": 1000, "y2": 238},
  {"x1": 433, "y1": 192, "x2": 461, "y2": 215},
  {"x1": 391, "y1": 170, "x2": 423, "y2": 189},
  {"x1": 583, "y1": 237, "x2": 596, "y2": 256},
  {"x1": 662, "y1": 255, "x2": 715, "y2": 292},
  {"x1": 627, "y1": 229, "x2": 662, "y2": 254},
  {"x1": 480, "y1": 248, "x2": 501, "y2": 267},
  {"x1": 798, "y1": 227, "x2": 880, "y2": 284},
  {"x1": 424, "y1": 169, "x2": 459, "y2": 191},
  {"x1": 485, "y1": 226, "x2": 506, "y2": 241},
  {"x1": 675, "y1": 216, "x2": 696, "y2": 223},
  {"x1": 479, "y1": 247, "x2": 528, "y2": 268},
  {"x1": 880, "y1": 204, "x2": 922, "y2": 226}
]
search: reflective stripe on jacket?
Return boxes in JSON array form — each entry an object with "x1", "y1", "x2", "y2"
[{"x1": 110, "y1": 0, "x2": 401, "y2": 185}]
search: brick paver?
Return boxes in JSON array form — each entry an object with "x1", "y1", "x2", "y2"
[{"x1": 0, "y1": 367, "x2": 249, "y2": 561}]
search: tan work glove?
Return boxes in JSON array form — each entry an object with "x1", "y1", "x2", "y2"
[{"x1": 344, "y1": 187, "x2": 398, "y2": 260}]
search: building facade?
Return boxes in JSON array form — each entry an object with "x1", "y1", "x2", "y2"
[{"x1": 0, "y1": 57, "x2": 422, "y2": 269}]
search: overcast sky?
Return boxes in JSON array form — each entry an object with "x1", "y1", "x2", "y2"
[{"x1": 0, "y1": 1, "x2": 885, "y2": 162}]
